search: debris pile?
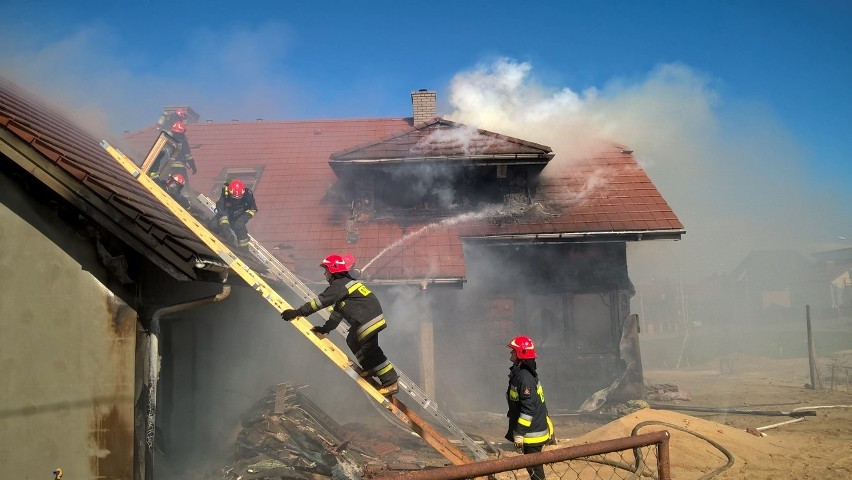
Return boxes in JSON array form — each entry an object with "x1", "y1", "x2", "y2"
[
  {"x1": 222, "y1": 383, "x2": 368, "y2": 480},
  {"x1": 645, "y1": 383, "x2": 691, "y2": 402}
]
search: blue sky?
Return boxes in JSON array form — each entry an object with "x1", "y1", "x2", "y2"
[{"x1": 2, "y1": 1, "x2": 850, "y2": 282}]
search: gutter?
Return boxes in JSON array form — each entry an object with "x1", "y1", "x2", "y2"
[
  {"x1": 362, "y1": 277, "x2": 465, "y2": 288},
  {"x1": 463, "y1": 229, "x2": 686, "y2": 245},
  {"x1": 142, "y1": 283, "x2": 231, "y2": 480},
  {"x1": 150, "y1": 283, "x2": 232, "y2": 335}
]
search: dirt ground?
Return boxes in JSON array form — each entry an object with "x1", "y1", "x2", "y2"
[
  {"x1": 445, "y1": 353, "x2": 852, "y2": 479},
  {"x1": 630, "y1": 354, "x2": 852, "y2": 479}
]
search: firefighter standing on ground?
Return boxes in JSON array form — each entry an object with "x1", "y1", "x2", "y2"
[
  {"x1": 280, "y1": 254, "x2": 400, "y2": 396},
  {"x1": 215, "y1": 178, "x2": 257, "y2": 249},
  {"x1": 506, "y1": 335, "x2": 555, "y2": 480}
]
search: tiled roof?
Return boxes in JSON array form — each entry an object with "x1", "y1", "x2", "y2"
[
  {"x1": 123, "y1": 115, "x2": 683, "y2": 283},
  {"x1": 0, "y1": 76, "x2": 237, "y2": 281},
  {"x1": 330, "y1": 118, "x2": 553, "y2": 163},
  {"x1": 1, "y1": 74, "x2": 682, "y2": 285}
]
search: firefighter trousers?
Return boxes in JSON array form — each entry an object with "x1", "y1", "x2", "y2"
[{"x1": 346, "y1": 330, "x2": 398, "y2": 386}]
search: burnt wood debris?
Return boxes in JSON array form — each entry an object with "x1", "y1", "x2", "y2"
[{"x1": 223, "y1": 383, "x2": 450, "y2": 479}]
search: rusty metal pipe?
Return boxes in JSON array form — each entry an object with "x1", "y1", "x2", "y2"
[{"x1": 395, "y1": 430, "x2": 670, "y2": 480}]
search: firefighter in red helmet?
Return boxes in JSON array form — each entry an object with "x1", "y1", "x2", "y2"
[
  {"x1": 152, "y1": 107, "x2": 197, "y2": 183},
  {"x1": 215, "y1": 178, "x2": 257, "y2": 249},
  {"x1": 280, "y1": 254, "x2": 400, "y2": 396},
  {"x1": 506, "y1": 335, "x2": 554, "y2": 479},
  {"x1": 157, "y1": 172, "x2": 193, "y2": 211}
]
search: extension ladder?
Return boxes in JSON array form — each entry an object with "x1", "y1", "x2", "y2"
[
  {"x1": 195, "y1": 193, "x2": 490, "y2": 462},
  {"x1": 101, "y1": 138, "x2": 488, "y2": 465}
]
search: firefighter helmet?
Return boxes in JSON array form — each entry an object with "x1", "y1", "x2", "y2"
[
  {"x1": 227, "y1": 179, "x2": 245, "y2": 199},
  {"x1": 508, "y1": 336, "x2": 536, "y2": 359},
  {"x1": 168, "y1": 173, "x2": 186, "y2": 186},
  {"x1": 174, "y1": 108, "x2": 187, "y2": 118},
  {"x1": 321, "y1": 254, "x2": 350, "y2": 274},
  {"x1": 170, "y1": 120, "x2": 186, "y2": 134}
]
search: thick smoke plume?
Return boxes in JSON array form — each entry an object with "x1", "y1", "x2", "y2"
[{"x1": 444, "y1": 58, "x2": 849, "y2": 284}]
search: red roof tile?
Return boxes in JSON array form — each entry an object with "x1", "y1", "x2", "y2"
[
  {"x1": 0, "y1": 77, "x2": 235, "y2": 281},
  {"x1": 120, "y1": 113, "x2": 682, "y2": 283}
]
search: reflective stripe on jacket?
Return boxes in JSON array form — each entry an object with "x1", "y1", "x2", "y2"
[
  {"x1": 507, "y1": 362, "x2": 554, "y2": 446},
  {"x1": 298, "y1": 276, "x2": 386, "y2": 340}
]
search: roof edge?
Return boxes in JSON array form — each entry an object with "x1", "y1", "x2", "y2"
[{"x1": 462, "y1": 229, "x2": 686, "y2": 244}]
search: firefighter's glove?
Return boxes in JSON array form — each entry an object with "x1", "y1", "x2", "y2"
[
  {"x1": 514, "y1": 435, "x2": 524, "y2": 451},
  {"x1": 187, "y1": 157, "x2": 197, "y2": 174},
  {"x1": 281, "y1": 309, "x2": 300, "y2": 321},
  {"x1": 311, "y1": 325, "x2": 332, "y2": 335}
]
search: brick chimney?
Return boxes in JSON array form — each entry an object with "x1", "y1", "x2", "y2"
[{"x1": 411, "y1": 89, "x2": 436, "y2": 124}]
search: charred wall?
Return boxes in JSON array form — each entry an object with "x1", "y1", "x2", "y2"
[
  {"x1": 333, "y1": 163, "x2": 542, "y2": 220},
  {"x1": 427, "y1": 241, "x2": 635, "y2": 410}
]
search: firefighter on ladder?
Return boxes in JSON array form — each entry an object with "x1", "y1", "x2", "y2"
[
  {"x1": 215, "y1": 178, "x2": 257, "y2": 249},
  {"x1": 151, "y1": 108, "x2": 197, "y2": 183},
  {"x1": 506, "y1": 335, "x2": 555, "y2": 480},
  {"x1": 157, "y1": 172, "x2": 193, "y2": 211},
  {"x1": 280, "y1": 254, "x2": 400, "y2": 396}
]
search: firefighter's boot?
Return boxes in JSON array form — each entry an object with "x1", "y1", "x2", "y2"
[
  {"x1": 377, "y1": 381, "x2": 399, "y2": 397},
  {"x1": 237, "y1": 237, "x2": 251, "y2": 253},
  {"x1": 376, "y1": 363, "x2": 399, "y2": 396}
]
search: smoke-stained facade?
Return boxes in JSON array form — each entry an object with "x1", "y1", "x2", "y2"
[{"x1": 456, "y1": 241, "x2": 634, "y2": 409}]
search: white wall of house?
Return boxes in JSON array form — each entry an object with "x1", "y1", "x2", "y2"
[{"x1": 0, "y1": 178, "x2": 136, "y2": 479}]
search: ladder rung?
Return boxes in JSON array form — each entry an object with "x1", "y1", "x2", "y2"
[{"x1": 102, "y1": 141, "x2": 485, "y2": 464}]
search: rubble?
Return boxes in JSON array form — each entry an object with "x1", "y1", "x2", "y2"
[
  {"x1": 646, "y1": 383, "x2": 691, "y2": 402},
  {"x1": 223, "y1": 383, "x2": 367, "y2": 479},
  {"x1": 221, "y1": 384, "x2": 450, "y2": 479}
]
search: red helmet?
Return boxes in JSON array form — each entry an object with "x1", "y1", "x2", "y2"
[
  {"x1": 170, "y1": 120, "x2": 186, "y2": 134},
  {"x1": 321, "y1": 254, "x2": 350, "y2": 274},
  {"x1": 508, "y1": 336, "x2": 536, "y2": 359},
  {"x1": 228, "y1": 179, "x2": 245, "y2": 199},
  {"x1": 174, "y1": 108, "x2": 187, "y2": 118},
  {"x1": 168, "y1": 173, "x2": 186, "y2": 186}
]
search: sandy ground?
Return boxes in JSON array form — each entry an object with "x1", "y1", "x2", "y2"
[
  {"x1": 442, "y1": 353, "x2": 852, "y2": 479},
  {"x1": 629, "y1": 354, "x2": 852, "y2": 479}
]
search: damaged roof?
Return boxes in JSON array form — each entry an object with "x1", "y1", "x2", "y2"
[
  {"x1": 0, "y1": 74, "x2": 682, "y2": 285},
  {"x1": 123, "y1": 109, "x2": 683, "y2": 284},
  {"x1": 0, "y1": 76, "x2": 231, "y2": 281},
  {"x1": 330, "y1": 117, "x2": 554, "y2": 166}
]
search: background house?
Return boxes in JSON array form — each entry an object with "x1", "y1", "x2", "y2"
[
  {"x1": 1, "y1": 78, "x2": 683, "y2": 478},
  {"x1": 634, "y1": 248, "x2": 847, "y2": 369}
]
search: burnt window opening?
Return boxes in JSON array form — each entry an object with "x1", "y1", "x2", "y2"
[
  {"x1": 211, "y1": 166, "x2": 265, "y2": 197},
  {"x1": 338, "y1": 163, "x2": 541, "y2": 220}
]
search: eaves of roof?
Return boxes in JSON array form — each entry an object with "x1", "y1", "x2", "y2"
[{"x1": 0, "y1": 76, "x2": 234, "y2": 282}]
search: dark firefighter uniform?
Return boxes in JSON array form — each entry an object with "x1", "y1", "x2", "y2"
[
  {"x1": 150, "y1": 111, "x2": 197, "y2": 182},
  {"x1": 506, "y1": 361, "x2": 554, "y2": 479},
  {"x1": 215, "y1": 187, "x2": 257, "y2": 247},
  {"x1": 166, "y1": 127, "x2": 196, "y2": 180},
  {"x1": 288, "y1": 275, "x2": 399, "y2": 389},
  {"x1": 156, "y1": 177, "x2": 192, "y2": 211}
]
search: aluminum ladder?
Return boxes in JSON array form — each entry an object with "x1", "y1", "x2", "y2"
[
  {"x1": 101, "y1": 138, "x2": 488, "y2": 465},
  {"x1": 195, "y1": 193, "x2": 490, "y2": 461}
]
